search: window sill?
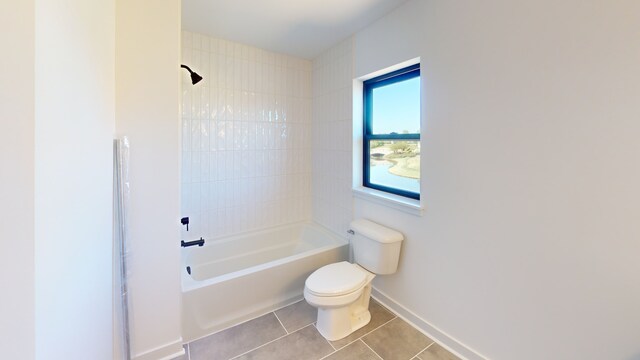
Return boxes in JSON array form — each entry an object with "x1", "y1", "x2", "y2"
[{"x1": 352, "y1": 187, "x2": 424, "y2": 216}]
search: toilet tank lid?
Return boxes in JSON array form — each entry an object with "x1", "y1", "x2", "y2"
[{"x1": 350, "y1": 219, "x2": 404, "y2": 243}]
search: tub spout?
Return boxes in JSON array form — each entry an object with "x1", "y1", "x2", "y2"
[{"x1": 181, "y1": 237, "x2": 205, "y2": 247}]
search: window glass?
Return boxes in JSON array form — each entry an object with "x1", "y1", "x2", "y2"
[
  {"x1": 368, "y1": 140, "x2": 420, "y2": 194},
  {"x1": 371, "y1": 77, "x2": 421, "y2": 135},
  {"x1": 363, "y1": 64, "x2": 420, "y2": 200}
]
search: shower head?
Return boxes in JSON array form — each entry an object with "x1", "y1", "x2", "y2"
[{"x1": 181, "y1": 64, "x2": 203, "y2": 85}]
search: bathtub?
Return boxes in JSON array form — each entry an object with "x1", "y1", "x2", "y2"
[{"x1": 181, "y1": 221, "x2": 349, "y2": 342}]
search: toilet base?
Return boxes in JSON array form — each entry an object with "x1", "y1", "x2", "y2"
[
  {"x1": 314, "y1": 286, "x2": 373, "y2": 341},
  {"x1": 316, "y1": 308, "x2": 371, "y2": 341}
]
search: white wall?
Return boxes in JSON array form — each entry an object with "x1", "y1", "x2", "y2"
[
  {"x1": 33, "y1": 0, "x2": 115, "y2": 359},
  {"x1": 180, "y1": 32, "x2": 312, "y2": 240},
  {"x1": 312, "y1": 39, "x2": 354, "y2": 237},
  {"x1": 115, "y1": 0, "x2": 183, "y2": 359},
  {"x1": 0, "y1": 1, "x2": 35, "y2": 359},
  {"x1": 3, "y1": 1, "x2": 183, "y2": 359},
  {"x1": 353, "y1": 0, "x2": 640, "y2": 359}
]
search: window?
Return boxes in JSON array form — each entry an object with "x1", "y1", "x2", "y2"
[{"x1": 363, "y1": 64, "x2": 420, "y2": 200}]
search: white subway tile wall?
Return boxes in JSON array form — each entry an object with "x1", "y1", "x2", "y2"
[
  {"x1": 311, "y1": 38, "x2": 354, "y2": 237},
  {"x1": 181, "y1": 31, "x2": 313, "y2": 240}
]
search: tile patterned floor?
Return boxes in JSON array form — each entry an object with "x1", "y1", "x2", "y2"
[{"x1": 179, "y1": 299, "x2": 461, "y2": 360}]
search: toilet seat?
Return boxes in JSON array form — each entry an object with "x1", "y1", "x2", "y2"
[{"x1": 305, "y1": 262, "x2": 368, "y2": 297}]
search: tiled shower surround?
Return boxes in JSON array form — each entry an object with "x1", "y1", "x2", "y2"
[
  {"x1": 311, "y1": 39, "x2": 355, "y2": 236},
  {"x1": 181, "y1": 31, "x2": 354, "y2": 241},
  {"x1": 181, "y1": 32, "x2": 313, "y2": 239}
]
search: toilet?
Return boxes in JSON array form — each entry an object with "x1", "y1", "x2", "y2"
[{"x1": 304, "y1": 219, "x2": 403, "y2": 341}]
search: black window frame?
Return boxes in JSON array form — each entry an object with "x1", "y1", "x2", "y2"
[{"x1": 363, "y1": 64, "x2": 420, "y2": 200}]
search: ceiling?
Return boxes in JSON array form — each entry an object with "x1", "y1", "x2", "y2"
[{"x1": 182, "y1": 0, "x2": 410, "y2": 59}]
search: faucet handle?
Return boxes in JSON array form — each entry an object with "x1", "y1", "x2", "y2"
[{"x1": 181, "y1": 217, "x2": 189, "y2": 231}]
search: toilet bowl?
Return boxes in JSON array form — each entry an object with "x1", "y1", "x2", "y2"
[
  {"x1": 304, "y1": 261, "x2": 376, "y2": 341},
  {"x1": 304, "y1": 219, "x2": 403, "y2": 341}
]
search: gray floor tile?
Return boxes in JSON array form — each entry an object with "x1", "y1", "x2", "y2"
[
  {"x1": 418, "y1": 343, "x2": 460, "y2": 360},
  {"x1": 330, "y1": 299, "x2": 396, "y2": 350},
  {"x1": 362, "y1": 318, "x2": 433, "y2": 360},
  {"x1": 323, "y1": 340, "x2": 381, "y2": 360},
  {"x1": 275, "y1": 300, "x2": 318, "y2": 332},
  {"x1": 235, "y1": 325, "x2": 334, "y2": 360},
  {"x1": 190, "y1": 313, "x2": 286, "y2": 360}
]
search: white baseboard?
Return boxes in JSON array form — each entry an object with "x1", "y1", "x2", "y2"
[
  {"x1": 134, "y1": 338, "x2": 185, "y2": 360},
  {"x1": 371, "y1": 287, "x2": 488, "y2": 360}
]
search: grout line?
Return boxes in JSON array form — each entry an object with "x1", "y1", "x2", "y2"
[
  {"x1": 314, "y1": 323, "x2": 339, "y2": 360},
  {"x1": 273, "y1": 311, "x2": 289, "y2": 334},
  {"x1": 412, "y1": 341, "x2": 435, "y2": 360},
  {"x1": 285, "y1": 317, "x2": 318, "y2": 335},
  {"x1": 188, "y1": 299, "x2": 302, "y2": 344},
  {"x1": 287, "y1": 322, "x2": 316, "y2": 335},
  {"x1": 370, "y1": 293, "x2": 472, "y2": 360},
  {"x1": 213, "y1": 301, "x2": 402, "y2": 360},
  {"x1": 228, "y1": 324, "x2": 314, "y2": 360},
  {"x1": 316, "y1": 323, "x2": 338, "y2": 352},
  {"x1": 317, "y1": 337, "x2": 337, "y2": 360},
  {"x1": 319, "y1": 352, "x2": 337, "y2": 360},
  {"x1": 332, "y1": 315, "x2": 397, "y2": 352},
  {"x1": 328, "y1": 340, "x2": 337, "y2": 352},
  {"x1": 372, "y1": 300, "x2": 398, "y2": 321},
  {"x1": 361, "y1": 339, "x2": 384, "y2": 360}
]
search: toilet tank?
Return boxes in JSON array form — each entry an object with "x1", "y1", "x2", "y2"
[{"x1": 350, "y1": 219, "x2": 404, "y2": 275}]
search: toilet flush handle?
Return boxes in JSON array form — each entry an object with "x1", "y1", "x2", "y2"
[{"x1": 347, "y1": 229, "x2": 355, "y2": 235}]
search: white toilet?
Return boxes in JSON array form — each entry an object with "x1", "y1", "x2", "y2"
[{"x1": 304, "y1": 219, "x2": 403, "y2": 341}]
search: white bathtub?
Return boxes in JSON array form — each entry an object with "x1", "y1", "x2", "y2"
[{"x1": 181, "y1": 221, "x2": 348, "y2": 342}]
